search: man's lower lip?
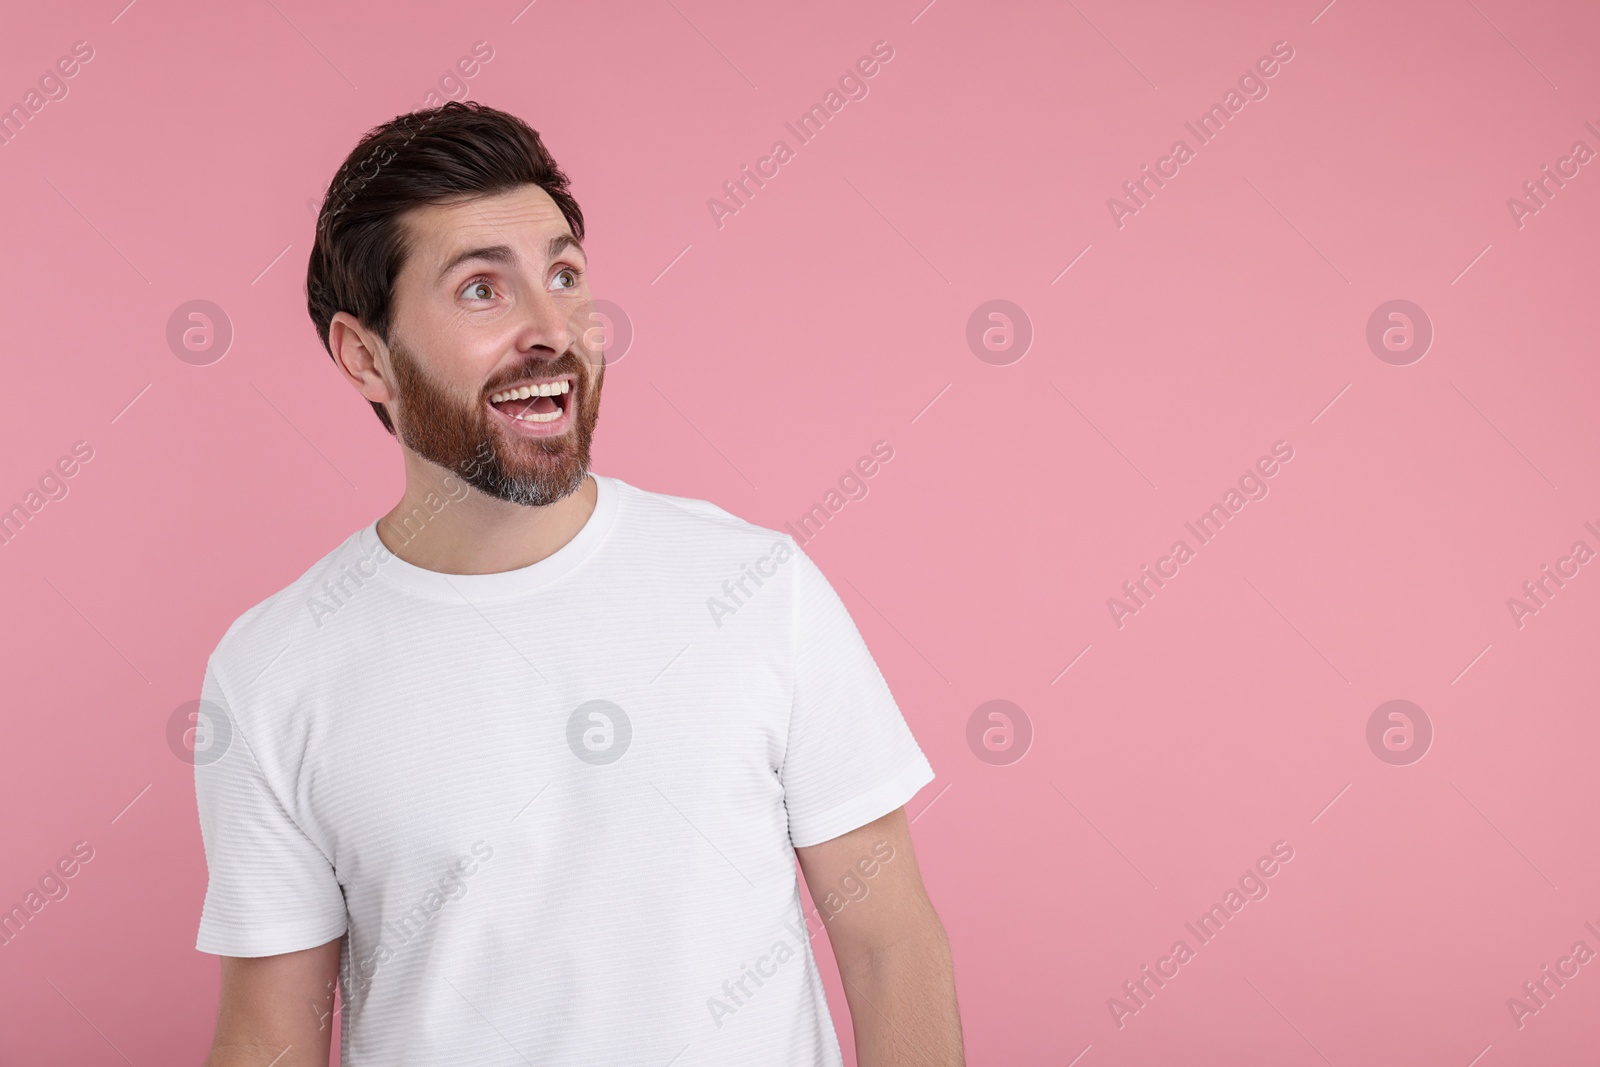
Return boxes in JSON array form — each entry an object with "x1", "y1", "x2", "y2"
[{"x1": 487, "y1": 400, "x2": 571, "y2": 436}]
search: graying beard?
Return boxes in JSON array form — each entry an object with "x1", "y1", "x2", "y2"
[{"x1": 458, "y1": 439, "x2": 588, "y2": 508}]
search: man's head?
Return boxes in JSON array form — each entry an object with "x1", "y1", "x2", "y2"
[{"x1": 306, "y1": 102, "x2": 604, "y2": 507}]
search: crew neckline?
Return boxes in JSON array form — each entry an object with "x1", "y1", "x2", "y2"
[{"x1": 356, "y1": 473, "x2": 622, "y2": 602}]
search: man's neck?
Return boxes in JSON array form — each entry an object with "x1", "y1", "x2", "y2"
[{"x1": 376, "y1": 452, "x2": 598, "y2": 576}]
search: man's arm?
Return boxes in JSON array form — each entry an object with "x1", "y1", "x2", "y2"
[
  {"x1": 795, "y1": 806, "x2": 964, "y2": 1066},
  {"x1": 204, "y1": 936, "x2": 342, "y2": 1067}
]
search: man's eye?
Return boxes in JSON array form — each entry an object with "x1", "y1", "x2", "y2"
[
  {"x1": 553, "y1": 267, "x2": 582, "y2": 290},
  {"x1": 463, "y1": 279, "x2": 495, "y2": 300}
]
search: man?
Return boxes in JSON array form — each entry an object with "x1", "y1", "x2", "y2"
[{"x1": 194, "y1": 101, "x2": 964, "y2": 1066}]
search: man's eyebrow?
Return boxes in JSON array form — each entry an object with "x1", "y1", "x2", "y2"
[
  {"x1": 435, "y1": 233, "x2": 586, "y2": 284},
  {"x1": 547, "y1": 232, "x2": 584, "y2": 261},
  {"x1": 436, "y1": 244, "x2": 514, "y2": 284}
]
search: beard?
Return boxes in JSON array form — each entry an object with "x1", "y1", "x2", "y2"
[{"x1": 387, "y1": 334, "x2": 604, "y2": 508}]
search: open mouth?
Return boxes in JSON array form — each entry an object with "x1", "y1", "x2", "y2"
[{"x1": 486, "y1": 378, "x2": 573, "y2": 430}]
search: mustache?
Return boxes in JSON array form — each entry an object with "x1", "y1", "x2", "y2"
[{"x1": 481, "y1": 350, "x2": 592, "y2": 396}]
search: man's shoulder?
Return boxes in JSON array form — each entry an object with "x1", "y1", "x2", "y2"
[
  {"x1": 205, "y1": 525, "x2": 372, "y2": 684},
  {"x1": 609, "y1": 475, "x2": 798, "y2": 556}
]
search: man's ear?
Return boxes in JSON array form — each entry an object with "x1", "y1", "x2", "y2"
[{"x1": 328, "y1": 312, "x2": 395, "y2": 410}]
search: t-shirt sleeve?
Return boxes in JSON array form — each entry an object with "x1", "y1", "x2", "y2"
[
  {"x1": 780, "y1": 546, "x2": 937, "y2": 848},
  {"x1": 193, "y1": 661, "x2": 348, "y2": 957}
]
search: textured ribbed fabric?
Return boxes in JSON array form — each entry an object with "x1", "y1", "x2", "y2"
[{"x1": 193, "y1": 474, "x2": 935, "y2": 1066}]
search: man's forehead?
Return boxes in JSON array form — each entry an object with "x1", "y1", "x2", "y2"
[
  {"x1": 419, "y1": 184, "x2": 562, "y2": 230},
  {"x1": 400, "y1": 187, "x2": 576, "y2": 271}
]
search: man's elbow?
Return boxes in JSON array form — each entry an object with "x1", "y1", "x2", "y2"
[{"x1": 837, "y1": 907, "x2": 954, "y2": 980}]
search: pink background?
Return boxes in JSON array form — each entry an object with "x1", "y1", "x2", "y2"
[{"x1": 2, "y1": 0, "x2": 1598, "y2": 1063}]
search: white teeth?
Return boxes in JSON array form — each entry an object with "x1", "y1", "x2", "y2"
[
  {"x1": 489, "y1": 380, "x2": 571, "y2": 403},
  {"x1": 511, "y1": 409, "x2": 561, "y2": 423}
]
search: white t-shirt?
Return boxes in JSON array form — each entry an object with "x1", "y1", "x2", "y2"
[{"x1": 193, "y1": 473, "x2": 935, "y2": 1066}]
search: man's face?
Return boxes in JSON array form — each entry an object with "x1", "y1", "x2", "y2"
[{"x1": 383, "y1": 183, "x2": 604, "y2": 507}]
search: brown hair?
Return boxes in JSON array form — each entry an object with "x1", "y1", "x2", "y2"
[{"x1": 305, "y1": 101, "x2": 585, "y2": 433}]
